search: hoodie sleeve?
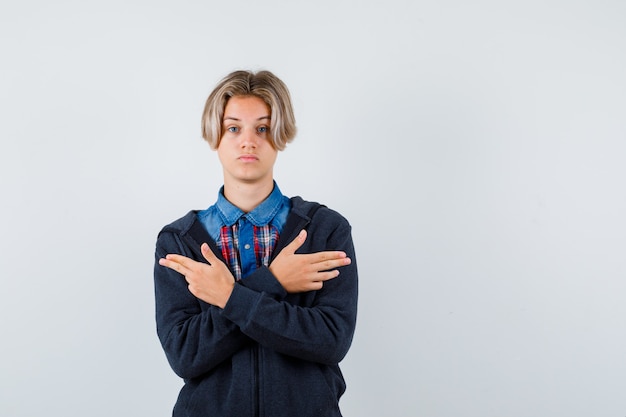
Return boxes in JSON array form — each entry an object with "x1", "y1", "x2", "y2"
[
  {"x1": 154, "y1": 231, "x2": 251, "y2": 380},
  {"x1": 221, "y1": 213, "x2": 358, "y2": 365}
]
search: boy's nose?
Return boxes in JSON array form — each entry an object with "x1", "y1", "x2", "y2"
[{"x1": 240, "y1": 129, "x2": 258, "y2": 147}]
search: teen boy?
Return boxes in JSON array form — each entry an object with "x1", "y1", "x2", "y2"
[{"x1": 154, "y1": 70, "x2": 358, "y2": 417}]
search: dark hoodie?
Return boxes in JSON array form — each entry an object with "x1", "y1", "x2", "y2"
[{"x1": 154, "y1": 197, "x2": 358, "y2": 417}]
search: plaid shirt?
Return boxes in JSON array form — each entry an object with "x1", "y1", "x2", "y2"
[
  {"x1": 197, "y1": 183, "x2": 291, "y2": 280},
  {"x1": 218, "y1": 222, "x2": 280, "y2": 281}
]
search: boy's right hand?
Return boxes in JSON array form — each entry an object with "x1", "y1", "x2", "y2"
[{"x1": 269, "y1": 229, "x2": 351, "y2": 293}]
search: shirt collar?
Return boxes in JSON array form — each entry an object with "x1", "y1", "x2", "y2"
[{"x1": 216, "y1": 182, "x2": 286, "y2": 227}]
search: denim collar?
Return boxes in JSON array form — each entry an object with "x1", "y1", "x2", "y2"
[{"x1": 216, "y1": 182, "x2": 286, "y2": 227}]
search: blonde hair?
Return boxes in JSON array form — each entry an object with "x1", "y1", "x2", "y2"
[{"x1": 201, "y1": 70, "x2": 297, "y2": 150}]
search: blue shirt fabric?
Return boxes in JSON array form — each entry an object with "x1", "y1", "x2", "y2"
[{"x1": 197, "y1": 182, "x2": 291, "y2": 278}]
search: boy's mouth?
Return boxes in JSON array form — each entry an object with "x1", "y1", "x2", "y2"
[{"x1": 239, "y1": 154, "x2": 259, "y2": 162}]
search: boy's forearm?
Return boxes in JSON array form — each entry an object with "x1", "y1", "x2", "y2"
[
  {"x1": 155, "y1": 243, "x2": 251, "y2": 379},
  {"x1": 221, "y1": 264, "x2": 358, "y2": 364}
]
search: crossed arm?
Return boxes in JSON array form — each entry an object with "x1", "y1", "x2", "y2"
[
  {"x1": 155, "y1": 226, "x2": 357, "y2": 379},
  {"x1": 158, "y1": 229, "x2": 351, "y2": 308}
]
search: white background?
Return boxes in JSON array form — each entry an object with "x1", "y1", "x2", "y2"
[{"x1": 1, "y1": 1, "x2": 625, "y2": 416}]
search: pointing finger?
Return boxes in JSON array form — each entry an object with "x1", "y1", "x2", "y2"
[{"x1": 159, "y1": 257, "x2": 191, "y2": 276}]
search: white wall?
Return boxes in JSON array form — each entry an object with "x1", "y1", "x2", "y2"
[{"x1": 1, "y1": 1, "x2": 625, "y2": 416}]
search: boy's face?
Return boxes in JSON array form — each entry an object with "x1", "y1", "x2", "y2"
[{"x1": 217, "y1": 95, "x2": 278, "y2": 187}]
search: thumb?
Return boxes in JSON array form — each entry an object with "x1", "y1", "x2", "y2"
[
  {"x1": 286, "y1": 229, "x2": 307, "y2": 254},
  {"x1": 201, "y1": 243, "x2": 217, "y2": 264}
]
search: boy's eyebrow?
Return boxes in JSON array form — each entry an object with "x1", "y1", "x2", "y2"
[{"x1": 223, "y1": 115, "x2": 271, "y2": 121}]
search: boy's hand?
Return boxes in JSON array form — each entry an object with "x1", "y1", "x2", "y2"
[
  {"x1": 159, "y1": 243, "x2": 235, "y2": 308},
  {"x1": 269, "y1": 230, "x2": 351, "y2": 293}
]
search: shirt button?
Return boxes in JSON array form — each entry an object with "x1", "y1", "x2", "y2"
[{"x1": 244, "y1": 243, "x2": 251, "y2": 250}]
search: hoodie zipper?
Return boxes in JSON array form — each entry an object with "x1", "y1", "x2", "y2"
[{"x1": 254, "y1": 345, "x2": 260, "y2": 417}]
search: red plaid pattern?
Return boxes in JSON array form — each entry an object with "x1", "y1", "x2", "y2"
[{"x1": 219, "y1": 223, "x2": 279, "y2": 281}]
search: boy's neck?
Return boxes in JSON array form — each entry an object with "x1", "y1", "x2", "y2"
[{"x1": 222, "y1": 179, "x2": 274, "y2": 213}]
